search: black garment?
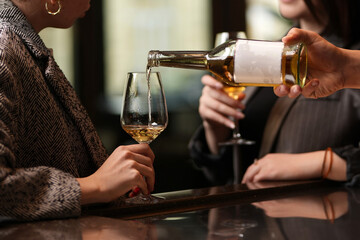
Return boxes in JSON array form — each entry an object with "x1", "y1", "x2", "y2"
[{"x1": 189, "y1": 87, "x2": 277, "y2": 185}]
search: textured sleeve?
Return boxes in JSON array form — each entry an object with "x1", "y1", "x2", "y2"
[
  {"x1": 0, "y1": 47, "x2": 81, "y2": 221},
  {"x1": 188, "y1": 125, "x2": 233, "y2": 185},
  {"x1": 333, "y1": 145, "x2": 360, "y2": 187}
]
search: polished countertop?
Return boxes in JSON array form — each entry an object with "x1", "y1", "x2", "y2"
[{"x1": 1, "y1": 180, "x2": 359, "y2": 239}]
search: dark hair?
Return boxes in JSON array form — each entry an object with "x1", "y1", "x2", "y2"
[{"x1": 304, "y1": 0, "x2": 360, "y2": 47}]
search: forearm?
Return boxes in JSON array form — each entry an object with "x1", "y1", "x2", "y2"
[
  {"x1": 298, "y1": 150, "x2": 346, "y2": 181},
  {"x1": 303, "y1": 150, "x2": 346, "y2": 181}
]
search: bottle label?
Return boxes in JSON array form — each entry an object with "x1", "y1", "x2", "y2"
[{"x1": 234, "y1": 40, "x2": 283, "y2": 85}]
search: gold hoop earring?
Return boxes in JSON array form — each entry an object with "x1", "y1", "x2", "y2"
[{"x1": 45, "y1": 1, "x2": 62, "y2": 16}]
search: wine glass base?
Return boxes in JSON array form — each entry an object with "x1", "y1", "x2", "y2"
[
  {"x1": 125, "y1": 194, "x2": 165, "y2": 205},
  {"x1": 219, "y1": 138, "x2": 255, "y2": 146}
]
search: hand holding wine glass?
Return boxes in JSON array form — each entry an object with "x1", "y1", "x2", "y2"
[
  {"x1": 77, "y1": 143, "x2": 155, "y2": 205},
  {"x1": 121, "y1": 71, "x2": 168, "y2": 203},
  {"x1": 214, "y1": 31, "x2": 255, "y2": 146}
]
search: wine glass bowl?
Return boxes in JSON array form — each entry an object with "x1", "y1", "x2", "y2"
[
  {"x1": 222, "y1": 86, "x2": 246, "y2": 100},
  {"x1": 121, "y1": 71, "x2": 168, "y2": 204},
  {"x1": 121, "y1": 72, "x2": 168, "y2": 144}
]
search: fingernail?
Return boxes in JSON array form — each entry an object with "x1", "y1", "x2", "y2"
[
  {"x1": 236, "y1": 111, "x2": 244, "y2": 119},
  {"x1": 228, "y1": 122, "x2": 235, "y2": 129},
  {"x1": 290, "y1": 87, "x2": 299, "y2": 95},
  {"x1": 280, "y1": 85, "x2": 288, "y2": 95},
  {"x1": 129, "y1": 187, "x2": 141, "y2": 197},
  {"x1": 275, "y1": 85, "x2": 284, "y2": 94},
  {"x1": 129, "y1": 191, "x2": 135, "y2": 198},
  {"x1": 133, "y1": 187, "x2": 140, "y2": 194},
  {"x1": 212, "y1": 82, "x2": 223, "y2": 89}
]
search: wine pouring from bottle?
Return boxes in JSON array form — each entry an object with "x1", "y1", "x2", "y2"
[{"x1": 147, "y1": 39, "x2": 307, "y2": 88}]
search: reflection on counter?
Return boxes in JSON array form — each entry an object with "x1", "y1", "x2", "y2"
[{"x1": 1, "y1": 186, "x2": 360, "y2": 240}]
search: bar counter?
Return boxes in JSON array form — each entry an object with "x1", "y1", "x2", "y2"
[{"x1": 1, "y1": 180, "x2": 359, "y2": 239}]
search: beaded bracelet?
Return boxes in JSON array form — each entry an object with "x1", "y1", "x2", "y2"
[{"x1": 321, "y1": 147, "x2": 333, "y2": 179}]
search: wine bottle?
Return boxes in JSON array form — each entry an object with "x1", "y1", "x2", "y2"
[{"x1": 147, "y1": 39, "x2": 307, "y2": 87}]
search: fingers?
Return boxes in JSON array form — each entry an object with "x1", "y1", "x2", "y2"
[
  {"x1": 201, "y1": 75, "x2": 246, "y2": 107},
  {"x1": 288, "y1": 85, "x2": 302, "y2": 98},
  {"x1": 133, "y1": 168, "x2": 155, "y2": 194},
  {"x1": 126, "y1": 151, "x2": 155, "y2": 193},
  {"x1": 199, "y1": 90, "x2": 244, "y2": 128},
  {"x1": 201, "y1": 74, "x2": 224, "y2": 89},
  {"x1": 282, "y1": 28, "x2": 319, "y2": 47},
  {"x1": 274, "y1": 85, "x2": 290, "y2": 97},
  {"x1": 122, "y1": 159, "x2": 154, "y2": 195},
  {"x1": 241, "y1": 160, "x2": 261, "y2": 183},
  {"x1": 118, "y1": 144, "x2": 155, "y2": 162},
  {"x1": 114, "y1": 145, "x2": 156, "y2": 193},
  {"x1": 199, "y1": 85, "x2": 244, "y2": 120},
  {"x1": 203, "y1": 85, "x2": 245, "y2": 110},
  {"x1": 273, "y1": 85, "x2": 302, "y2": 98},
  {"x1": 282, "y1": 28, "x2": 303, "y2": 46},
  {"x1": 199, "y1": 104, "x2": 237, "y2": 129}
]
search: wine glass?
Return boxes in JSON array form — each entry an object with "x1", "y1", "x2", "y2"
[
  {"x1": 215, "y1": 32, "x2": 255, "y2": 146},
  {"x1": 121, "y1": 71, "x2": 168, "y2": 204}
]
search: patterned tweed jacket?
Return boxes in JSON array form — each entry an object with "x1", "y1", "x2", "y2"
[{"x1": 0, "y1": 1, "x2": 108, "y2": 221}]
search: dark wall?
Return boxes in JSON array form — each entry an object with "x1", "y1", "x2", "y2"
[{"x1": 212, "y1": 0, "x2": 247, "y2": 45}]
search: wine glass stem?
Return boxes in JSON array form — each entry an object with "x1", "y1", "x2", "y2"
[
  {"x1": 232, "y1": 110, "x2": 241, "y2": 138},
  {"x1": 233, "y1": 117, "x2": 241, "y2": 139}
]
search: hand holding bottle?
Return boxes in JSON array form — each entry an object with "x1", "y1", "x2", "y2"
[{"x1": 275, "y1": 28, "x2": 360, "y2": 99}]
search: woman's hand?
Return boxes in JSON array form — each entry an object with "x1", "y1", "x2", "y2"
[
  {"x1": 199, "y1": 75, "x2": 245, "y2": 154},
  {"x1": 199, "y1": 75, "x2": 245, "y2": 129},
  {"x1": 242, "y1": 150, "x2": 346, "y2": 183},
  {"x1": 78, "y1": 143, "x2": 155, "y2": 204},
  {"x1": 275, "y1": 28, "x2": 349, "y2": 99},
  {"x1": 242, "y1": 152, "x2": 325, "y2": 183}
]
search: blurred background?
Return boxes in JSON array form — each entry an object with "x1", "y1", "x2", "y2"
[{"x1": 40, "y1": 0, "x2": 291, "y2": 193}]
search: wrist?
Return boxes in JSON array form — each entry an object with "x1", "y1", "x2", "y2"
[
  {"x1": 77, "y1": 176, "x2": 102, "y2": 205},
  {"x1": 327, "y1": 153, "x2": 346, "y2": 181},
  {"x1": 342, "y1": 48, "x2": 360, "y2": 89},
  {"x1": 320, "y1": 148, "x2": 346, "y2": 181}
]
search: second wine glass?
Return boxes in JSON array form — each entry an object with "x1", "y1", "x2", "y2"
[
  {"x1": 215, "y1": 32, "x2": 255, "y2": 146},
  {"x1": 121, "y1": 71, "x2": 168, "y2": 204}
]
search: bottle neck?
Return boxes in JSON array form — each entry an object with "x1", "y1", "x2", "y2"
[{"x1": 148, "y1": 50, "x2": 209, "y2": 70}]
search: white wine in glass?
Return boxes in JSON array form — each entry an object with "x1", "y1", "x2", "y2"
[
  {"x1": 121, "y1": 71, "x2": 168, "y2": 204},
  {"x1": 214, "y1": 32, "x2": 255, "y2": 146}
]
